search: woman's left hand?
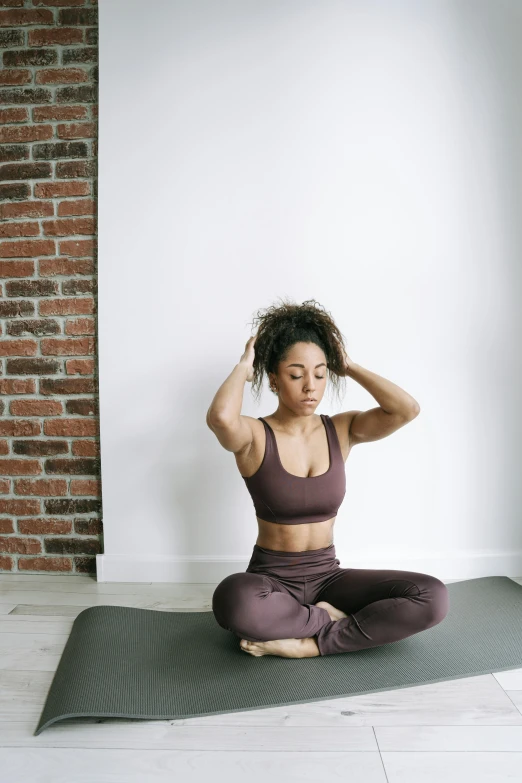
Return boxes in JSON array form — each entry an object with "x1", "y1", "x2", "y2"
[{"x1": 341, "y1": 345, "x2": 356, "y2": 374}]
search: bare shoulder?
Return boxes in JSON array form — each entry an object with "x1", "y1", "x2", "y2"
[
  {"x1": 233, "y1": 416, "x2": 265, "y2": 478},
  {"x1": 329, "y1": 411, "x2": 360, "y2": 451},
  {"x1": 207, "y1": 414, "x2": 261, "y2": 456}
]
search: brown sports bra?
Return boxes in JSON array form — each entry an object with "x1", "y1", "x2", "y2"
[{"x1": 242, "y1": 414, "x2": 346, "y2": 525}]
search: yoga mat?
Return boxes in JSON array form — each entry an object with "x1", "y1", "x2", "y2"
[{"x1": 34, "y1": 576, "x2": 522, "y2": 735}]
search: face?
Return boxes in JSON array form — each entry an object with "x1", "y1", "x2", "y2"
[{"x1": 269, "y1": 342, "x2": 328, "y2": 414}]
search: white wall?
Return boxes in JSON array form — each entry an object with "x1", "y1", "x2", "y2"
[{"x1": 97, "y1": 0, "x2": 522, "y2": 582}]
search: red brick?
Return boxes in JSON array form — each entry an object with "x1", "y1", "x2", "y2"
[
  {"x1": 0, "y1": 498, "x2": 41, "y2": 514},
  {"x1": 39, "y1": 297, "x2": 94, "y2": 315},
  {"x1": 57, "y1": 198, "x2": 94, "y2": 216},
  {"x1": 57, "y1": 122, "x2": 95, "y2": 140},
  {"x1": 71, "y1": 479, "x2": 100, "y2": 495},
  {"x1": 59, "y1": 238, "x2": 94, "y2": 256},
  {"x1": 0, "y1": 124, "x2": 53, "y2": 143},
  {"x1": 44, "y1": 417, "x2": 98, "y2": 436},
  {"x1": 0, "y1": 378, "x2": 36, "y2": 394},
  {"x1": 18, "y1": 556, "x2": 72, "y2": 573},
  {"x1": 66, "y1": 357, "x2": 95, "y2": 373},
  {"x1": 0, "y1": 556, "x2": 14, "y2": 572},
  {"x1": 28, "y1": 28, "x2": 83, "y2": 46},
  {"x1": 72, "y1": 438, "x2": 98, "y2": 457},
  {"x1": 0, "y1": 8, "x2": 53, "y2": 25},
  {"x1": 0, "y1": 239, "x2": 55, "y2": 258},
  {"x1": 0, "y1": 107, "x2": 28, "y2": 123},
  {"x1": 1, "y1": 3, "x2": 101, "y2": 574},
  {"x1": 0, "y1": 260, "x2": 35, "y2": 277},
  {"x1": 0, "y1": 339, "x2": 38, "y2": 356},
  {"x1": 64, "y1": 317, "x2": 94, "y2": 335},
  {"x1": 0, "y1": 460, "x2": 42, "y2": 476},
  {"x1": 10, "y1": 399, "x2": 63, "y2": 415},
  {"x1": 0, "y1": 221, "x2": 41, "y2": 239},
  {"x1": 0, "y1": 201, "x2": 54, "y2": 219},
  {"x1": 42, "y1": 217, "x2": 95, "y2": 236},
  {"x1": 18, "y1": 517, "x2": 72, "y2": 535},
  {"x1": 33, "y1": 105, "x2": 88, "y2": 122},
  {"x1": 15, "y1": 478, "x2": 68, "y2": 496},
  {"x1": 0, "y1": 68, "x2": 32, "y2": 86},
  {"x1": 36, "y1": 68, "x2": 89, "y2": 84},
  {"x1": 39, "y1": 256, "x2": 93, "y2": 275},
  {"x1": 35, "y1": 180, "x2": 89, "y2": 197}
]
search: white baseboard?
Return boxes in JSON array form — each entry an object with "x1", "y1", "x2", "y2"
[{"x1": 95, "y1": 550, "x2": 522, "y2": 583}]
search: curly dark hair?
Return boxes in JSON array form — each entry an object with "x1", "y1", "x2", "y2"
[{"x1": 247, "y1": 296, "x2": 349, "y2": 405}]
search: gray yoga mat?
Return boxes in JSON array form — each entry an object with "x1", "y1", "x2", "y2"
[{"x1": 34, "y1": 575, "x2": 522, "y2": 735}]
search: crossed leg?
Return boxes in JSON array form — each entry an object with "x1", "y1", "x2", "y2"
[
  {"x1": 312, "y1": 566, "x2": 450, "y2": 656},
  {"x1": 212, "y1": 567, "x2": 449, "y2": 658}
]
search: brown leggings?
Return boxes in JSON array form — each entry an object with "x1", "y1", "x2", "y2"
[{"x1": 212, "y1": 543, "x2": 450, "y2": 656}]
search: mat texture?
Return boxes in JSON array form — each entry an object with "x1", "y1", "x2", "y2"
[{"x1": 35, "y1": 575, "x2": 522, "y2": 735}]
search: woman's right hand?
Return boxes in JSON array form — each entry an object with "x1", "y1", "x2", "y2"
[{"x1": 239, "y1": 334, "x2": 257, "y2": 382}]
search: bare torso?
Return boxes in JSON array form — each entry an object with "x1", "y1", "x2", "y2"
[{"x1": 234, "y1": 413, "x2": 353, "y2": 552}]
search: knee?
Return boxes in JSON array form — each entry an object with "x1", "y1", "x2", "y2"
[
  {"x1": 423, "y1": 576, "x2": 450, "y2": 627},
  {"x1": 212, "y1": 572, "x2": 263, "y2": 633}
]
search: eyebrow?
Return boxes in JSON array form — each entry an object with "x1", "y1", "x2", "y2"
[{"x1": 286, "y1": 362, "x2": 327, "y2": 369}]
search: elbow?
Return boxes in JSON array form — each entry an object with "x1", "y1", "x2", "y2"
[{"x1": 207, "y1": 408, "x2": 226, "y2": 428}]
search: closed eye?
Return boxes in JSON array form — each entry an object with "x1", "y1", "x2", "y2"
[{"x1": 290, "y1": 375, "x2": 325, "y2": 380}]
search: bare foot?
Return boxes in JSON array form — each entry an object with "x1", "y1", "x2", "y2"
[
  {"x1": 239, "y1": 636, "x2": 320, "y2": 658},
  {"x1": 314, "y1": 600, "x2": 348, "y2": 622}
]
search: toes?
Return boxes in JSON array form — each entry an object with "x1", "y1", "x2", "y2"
[{"x1": 240, "y1": 639, "x2": 262, "y2": 656}]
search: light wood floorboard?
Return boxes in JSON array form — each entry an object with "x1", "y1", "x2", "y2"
[{"x1": 0, "y1": 574, "x2": 521, "y2": 782}]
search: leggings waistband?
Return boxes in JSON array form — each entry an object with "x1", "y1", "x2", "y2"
[
  {"x1": 247, "y1": 543, "x2": 340, "y2": 580},
  {"x1": 253, "y1": 543, "x2": 335, "y2": 556}
]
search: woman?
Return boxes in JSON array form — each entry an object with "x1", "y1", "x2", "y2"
[{"x1": 207, "y1": 298, "x2": 449, "y2": 657}]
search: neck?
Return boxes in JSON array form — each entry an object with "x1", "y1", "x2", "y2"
[{"x1": 270, "y1": 407, "x2": 318, "y2": 433}]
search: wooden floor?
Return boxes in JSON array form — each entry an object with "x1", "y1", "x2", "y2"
[{"x1": 1, "y1": 574, "x2": 522, "y2": 783}]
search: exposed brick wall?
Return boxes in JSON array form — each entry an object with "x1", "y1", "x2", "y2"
[{"x1": 0, "y1": 0, "x2": 100, "y2": 575}]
